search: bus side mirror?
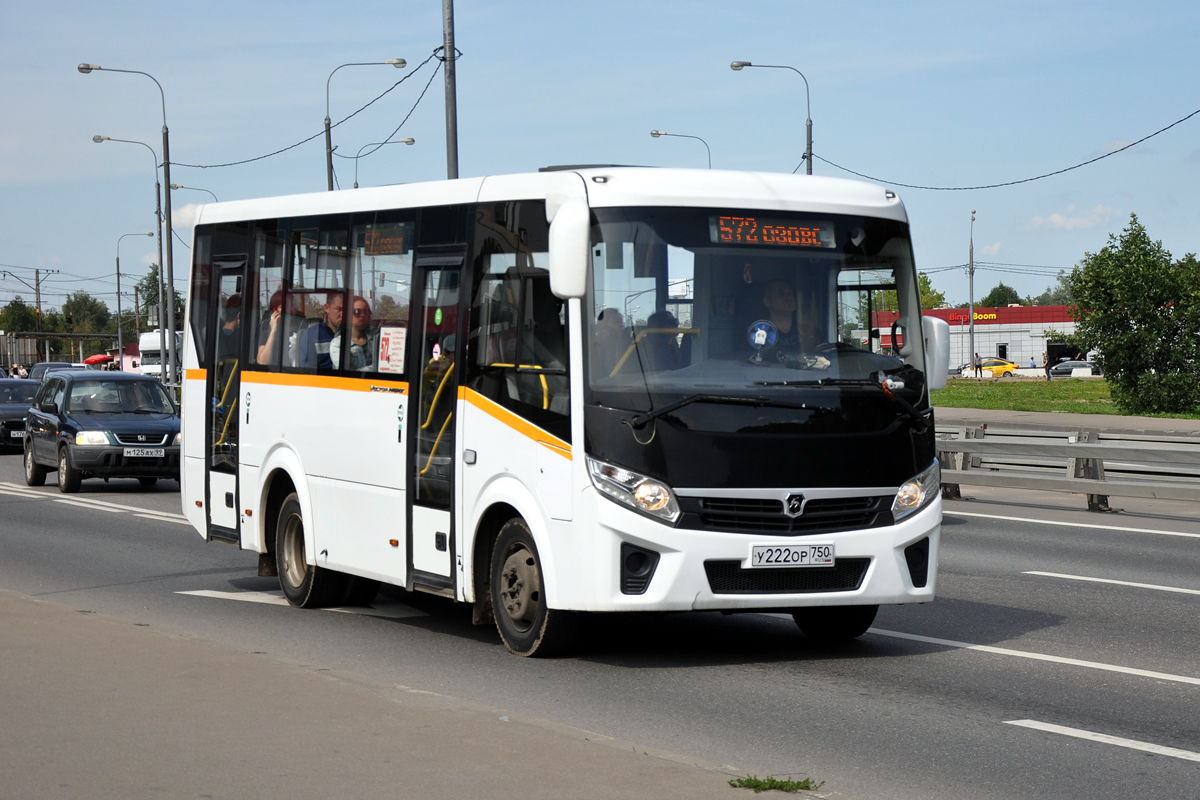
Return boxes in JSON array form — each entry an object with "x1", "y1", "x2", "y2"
[
  {"x1": 547, "y1": 195, "x2": 589, "y2": 299},
  {"x1": 922, "y1": 316, "x2": 950, "y2": 391}
]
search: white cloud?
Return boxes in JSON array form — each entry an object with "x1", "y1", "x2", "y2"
[
  {"x1": 172, "y1": 203, "x2": 201, "y2": 229},
  {"x1": 981, "y1": 242, "x2": 1002, "y2": 256},
  {"x1": 1028, "y1": 204, "x2": 1120, "y2": 231}
]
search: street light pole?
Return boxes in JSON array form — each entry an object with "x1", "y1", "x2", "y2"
[
  {"x1": 442, "y1": 0, "x2": 459, "y2": 180},
  {"x1": 324, "y1": 59, "x2": 407, "y2": 191},
  {"x1": 968, "y1": 210, "x2": 976, "y2": 369},
  {"x1": 730, "y1": 61, "x2": 812, "y2": 174},
  {"x1": 116, "y1": 232, "x2": 154, "y2": 370},
  {"x1": 170, "y1": 184, "x2": 218, "y2": 203},
  {"x1": 79, "y1": 63, "x2": 179, "y2": 388},
  {"x1": 352, "y1": 138, "x2": 415, "y2": 188},
  {"x1": 92, "y1": 134, "x2": 168, "y2": 382},
  {"x1": 649, "y1": 130, "x2": 711, "y2": 168}
]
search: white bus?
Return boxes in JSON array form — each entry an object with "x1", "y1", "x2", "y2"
[{"x1": 181, "y1": 167, "x2": 950, "y2": 656}]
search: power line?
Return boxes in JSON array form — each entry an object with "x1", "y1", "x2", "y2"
[
  {"x1": 812, "y1": 107, "x2": 1200, "y2": 190},
  {"x1": 174, "y1": 50, "x2": 442, "y2": 171}
]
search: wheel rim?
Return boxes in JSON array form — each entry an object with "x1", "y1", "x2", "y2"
[
  {"x1": 498, "y1": 544, "x2": 541, "y2": 633},
  {"x1": 58, "y1": 451, "x2": 67, "y2": 487},
  {"x1": 25, "y1": 448, "x2": 33, "y2": 477},
  {"x1": 279, "y1": 511, "x2": 306, "y2": 589}
]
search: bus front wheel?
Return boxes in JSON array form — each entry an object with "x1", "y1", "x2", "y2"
[
  {"x1": 490, "y1": 518, "x2": 577, "y2": 657},
  {"x1": 792, "y1": 605, "x2": 878, "y2": 642},
  {"x1": 275, "y1": 492, "x2": 342, "y2": 608}
]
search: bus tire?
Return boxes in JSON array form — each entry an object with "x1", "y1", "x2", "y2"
[
  {"x1": 58, "y1": 446, "x2": 82, "y2": 494},
  {"x1": 275, "y1": 492, "x2": 341, "y2": 608},
  {"x1": 24, "y1": 443, "x2": 47, "y2": 487},
  {"x1": 490, "y1": 518, "x2": 577, "y2": 657},
  {"x1": 792, "y1": 605, "x2": 878, "y2": 642}
]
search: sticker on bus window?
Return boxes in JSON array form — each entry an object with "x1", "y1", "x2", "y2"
[{"x1": 377, "y1": 326, "x2": 407, "y2": 374}]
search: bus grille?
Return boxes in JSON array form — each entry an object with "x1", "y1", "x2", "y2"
[
  {"x1": 681, "y1": 496, "x2": 892, "y2": 535},
  {"x1": 704, "y1": 558, "x2": 870, "y2": 594}
]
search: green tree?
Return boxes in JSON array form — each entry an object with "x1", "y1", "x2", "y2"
[
  {"x1": 1066, "y1": 213, "x2": 1200, "y2": 414},
  {"x1": 134, "y1": 264, "x2": 185, "y2": 330},
  {"x1": 918, "y1": 272, "x2": 946, "y2": 309},
  {"x1": 979, "y1": 282, "x2": 1022, "y2": 307},
  {"x1": 1030, "y1": 270, "x2": 1074, "y2": 306},
  {"x1": 0, "y1": 296, "x2": 37, "y2": 332},
  {"x1": 62, "y1": 291, "x2": 112, "y2": 333}
]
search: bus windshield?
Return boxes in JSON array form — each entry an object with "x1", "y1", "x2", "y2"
[{"x1": 585, "y1": 207, "x2": 929, "y2": 429}]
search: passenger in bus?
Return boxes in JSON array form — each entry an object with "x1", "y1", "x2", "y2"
[
  {"x1": 256, "y1": 288, "x2": 304, "y2": 366},
  {"x1": 330, "y1": 296, "x2": 376, "y2": 371},
  {"x1": 593, "y1": 307, "x2": 630, "y2": 377},
  {"x1": 296, "y1": 292, "x2": 344, "y2": 370},
  {"x1": 216, "y1": 294, "x2": 241, "y2": 363},
  {"x1": 640, "y1": 310, "x2": 682, "y2": 372}
]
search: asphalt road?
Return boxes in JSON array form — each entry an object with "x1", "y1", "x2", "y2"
[{"x1": 1, "y1": 450, "x2": 1197, "y2": 800}]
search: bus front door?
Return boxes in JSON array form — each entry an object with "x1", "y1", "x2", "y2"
[
  {"x1": 205, "y1": 263, "x2": 245, "y2": 542},
  {"x1": 408, "y1": 252, "x2": 462, "y2": 592}
]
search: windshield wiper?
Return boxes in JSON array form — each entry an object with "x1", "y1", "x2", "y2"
[
  {"x1": 756, "y1": 376, "x2": 931, "y2": 432},
  {"x1": 629, "y1": 394, "x2": 820, "y2": 429}
]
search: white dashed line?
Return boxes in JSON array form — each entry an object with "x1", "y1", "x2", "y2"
[
  {"x1": 943, "y1": 510, "x2": 1200, "y2": 539},
  {"x1": 1024, "y1": 571, "x2": 1200, "y2": 596},
  {"x1": 1006, "y1": 719, "x2": 1200, "y2": 763},
  {"x1": 177, "y1": 589, "x2": 428, "y2": 619}
]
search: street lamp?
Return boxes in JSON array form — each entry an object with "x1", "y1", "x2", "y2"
[
  {"x1": 352, "y1": 138, "x2": 415, "y2": 188},
  {"x1": 116, "y1": 232, "x2": 154, "y2": 370},
  {"x1": 170, "y1": 184, "x2": 218, "y2": 203},
  {"x1": 79, "y1": 62, "x2": 179, "y2": 387},
  {"x1": 324, "y1": 58, "x2": 407, "y2": 191},
  {"x1": 730, "y1": 60, "x2": 812, "y2": 175},
  {"x1": 92, "y1": 134, "x2": 168, "y2": 383},
  {"x1": 650, "y1": 130, "x2": 711, "y2": 168}
]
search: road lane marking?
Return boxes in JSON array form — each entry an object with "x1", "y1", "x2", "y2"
[
  {"x1": 943, "y1": 510, "x2": 1200, "y2": 539},
  {"x1": 52, "y1": 499, "x2": 125, "y2": 513},
  {"x1": 868, "y1": 628, "x2": 1200, "y2": 686},
  {"x1": 1005, "y1": 720, "x2": 1200, "y2": 763},
  {"x1": 1024, "y1": 571, "x2": 1200, "y2": 596},
  {"x1": 177, "y1": 589, "x2": 427, "y2": 619},
  {"x1": 0, "y1": 481, "x2": 188, "y2": 521},
  {"x1": 136, "y1": 513, "x2": 192, "y2": 525}
]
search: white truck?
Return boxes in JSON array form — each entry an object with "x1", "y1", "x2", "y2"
[{"x1": 137, "y1": 330, "x2": 181, "y2": 380}]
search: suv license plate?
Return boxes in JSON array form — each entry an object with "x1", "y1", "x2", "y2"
[
  {"x1": 123, "y1": 447, "x2": 164, "y2": 458},
  {"x1": 750, "y1": 543, "x2": 835, "y2": 568}
]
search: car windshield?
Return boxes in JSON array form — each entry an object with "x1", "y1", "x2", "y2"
[
  {"x1": 66, "y1": 380, "x2": 175, "y2": 414},
  {"x1": 1, "y1": 384, "x2": 38, "y2": 404}
]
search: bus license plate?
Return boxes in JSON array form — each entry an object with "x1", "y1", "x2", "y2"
[
  {"x1": 750, "y1": 543, "x2": 834, "y2": 568},
  {"x1": 123, "y1": 447, "x2": 164, "y2": 458}
]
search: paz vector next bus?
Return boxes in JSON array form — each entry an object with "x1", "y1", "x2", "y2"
[{"x1": 180, "y1": 166, "x2": 951, "y2": 656}]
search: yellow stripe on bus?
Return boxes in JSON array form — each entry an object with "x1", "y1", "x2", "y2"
[
  {"x1": 461, "y1": 387, "x2": 571, "y2": 460},
  {"x1": 241, "y1": 372, "x2": 409, "y2": 394},
  {"x1": 185, "y1": 369, "x2": 207, "y2": 381}
]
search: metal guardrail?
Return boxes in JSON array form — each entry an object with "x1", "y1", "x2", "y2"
[{"x1": 936, "y1": 425, "x2": 1200, "y2": 510}]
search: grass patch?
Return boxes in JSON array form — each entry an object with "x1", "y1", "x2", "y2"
[
  {"x1": 932, "y1": 376, "x2": 1119, "y2": 414},
  {"x1": 729, "y1": 774, "x2": 825, "y2": 793}
]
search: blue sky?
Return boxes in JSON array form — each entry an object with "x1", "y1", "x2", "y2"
[{"x1": 2, "y1": 1, "x2": 1198, "y2": 314}]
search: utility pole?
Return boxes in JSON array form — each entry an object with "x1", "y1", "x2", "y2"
[
  {"x1": 442, "y1": 0, "x2": 459, "y2": 179},
  {"x1": 968, "y1": 210, "x2": 976, "y2": 369}
]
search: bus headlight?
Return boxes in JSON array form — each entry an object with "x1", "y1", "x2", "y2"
[
  {"x1": 891, "y1": 459, "x2": 940, "y2": 521},
  {"x1": 587, "y1": 456, "x2": 680, "y2": 524},
  {"x1": 75, "y1": 431, "x2": 109, "y2": 446}
]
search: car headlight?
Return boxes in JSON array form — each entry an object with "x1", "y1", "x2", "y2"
[
  {"x1": 587, "y1": 456, "x2": 680, "y2": 524},
  {"x1": 75, "y1": 430, "x2": 109, "y2": 446},
  {"x1": 891, "y1": 459, "x2": 940, "y2": 521},
  {"x1": 172, "y1": 432, "x2": 182, "y2": 446}
]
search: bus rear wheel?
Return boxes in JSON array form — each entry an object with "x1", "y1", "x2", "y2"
[
  {"x1": 792, "y1": 605, "x2": 878, "y2": 642},
  {"x1": 275, "y1": 492, "x2": 342, "y2": 608},
  {"x1": 490, "y1": 518, "x2": 577, "y2": 657}
]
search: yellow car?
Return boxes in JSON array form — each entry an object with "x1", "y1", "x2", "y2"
[{"x1": 980, "y1": 357, "x2": 1017, "y2": 377}]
